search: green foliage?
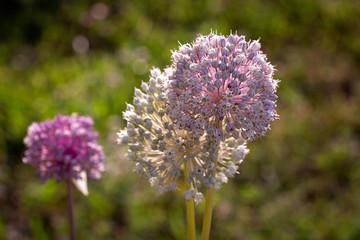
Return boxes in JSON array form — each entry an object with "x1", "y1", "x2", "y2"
[{"x1": 0, "y1": 0, "x2": 360, "y2": 239}]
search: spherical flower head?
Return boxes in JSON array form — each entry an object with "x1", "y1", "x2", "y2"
[
  {"x1": 117, "y1": 67, "x2": 249, "y2": 204},
  {"x1": 23, "y1": 115, "x2": 105, "y2": 183},
  {"x1": 167, "y1": 32, "x2": 279, "y2": 141}
]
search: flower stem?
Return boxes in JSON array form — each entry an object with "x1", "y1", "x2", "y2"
[
  {"x1": 186, "y1": 197, "x2": 196, "y2": 240},
  {"x1": 202, "y1": 134, "x2": 220, "y2": 240},
  {"x1": 184, "y1": 161, "x2": 196, "y2": 240},
  {"x1": 66, "y1": 178, "x2": 75, "y2": 240},
  {"x1": 201, "y1": 187, "x2": 214, "y2": 240}
]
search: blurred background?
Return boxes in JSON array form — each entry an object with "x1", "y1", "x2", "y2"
[{"x1": 0, "y1": 0, "x2": 360, "y2": 239}]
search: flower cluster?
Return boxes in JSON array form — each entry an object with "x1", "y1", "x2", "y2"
[
  {"x1": 117, "y1": 67, "x2": 249, "y2": 203},
  {"x1": 166, "y1": 32, "x2": 279, "y2": 141},
  {"x1": 23, "y1": 115, "x2": 105, "y2": 182}
]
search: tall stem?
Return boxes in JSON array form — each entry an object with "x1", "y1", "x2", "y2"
[
  {"x1": 201, "y1": 132, "x2": 220, "y2": 240},
  {"x1": 201, "y1": 187, "x2": 214, "y2": 240},
  {"x1": 186, "y1": 197, "x2": 196, "y2": 240},
  {"x1": 66, "y1": 178, "x2": 75, "y2": 240},
  {"x1": 184, "y1": 161, "x2": 196, "y2": 240}
]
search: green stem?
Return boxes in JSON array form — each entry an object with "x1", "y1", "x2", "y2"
[
  {"x1": 201, "y1": 187, "x2": 214, "y2": 240},
  {"x1": 202, "y1": 128, "x2": 220, "y2": 240},
  {"x1": 186, "y1": 197, "x2": 196, "y2": 240},
  {"x1": 184, "y1": 161, "x2": 196, "y2": 240}
]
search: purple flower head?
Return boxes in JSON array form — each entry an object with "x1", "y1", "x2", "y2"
[
  {"x1": 167, "y1": 32, "x2": 280, "y2": 141},
  {"x1": 23, "y1": 115, "x2": 105, "y2": 183},
  {"x1": 117, "y1": 67, "x2": 249, "y2": 204}
]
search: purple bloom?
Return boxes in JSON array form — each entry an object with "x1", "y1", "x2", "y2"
[
  {"x1": 23, "y1": 115, "x2": 105, "y2": 183},
  {"x1": 167, "y1": 32, "x2": 279, "y2": 141},
  {"x1": 117, "y1": 68, "x2": 249, "y2": 203}
]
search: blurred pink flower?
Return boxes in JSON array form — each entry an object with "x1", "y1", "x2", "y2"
[{"x1": 23, "y1": 115, "x2": 105, "y2": 184}]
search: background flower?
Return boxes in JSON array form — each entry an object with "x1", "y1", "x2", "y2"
[{"x1": 23, "y1": 115, "x2": 105, "y2": 183}]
